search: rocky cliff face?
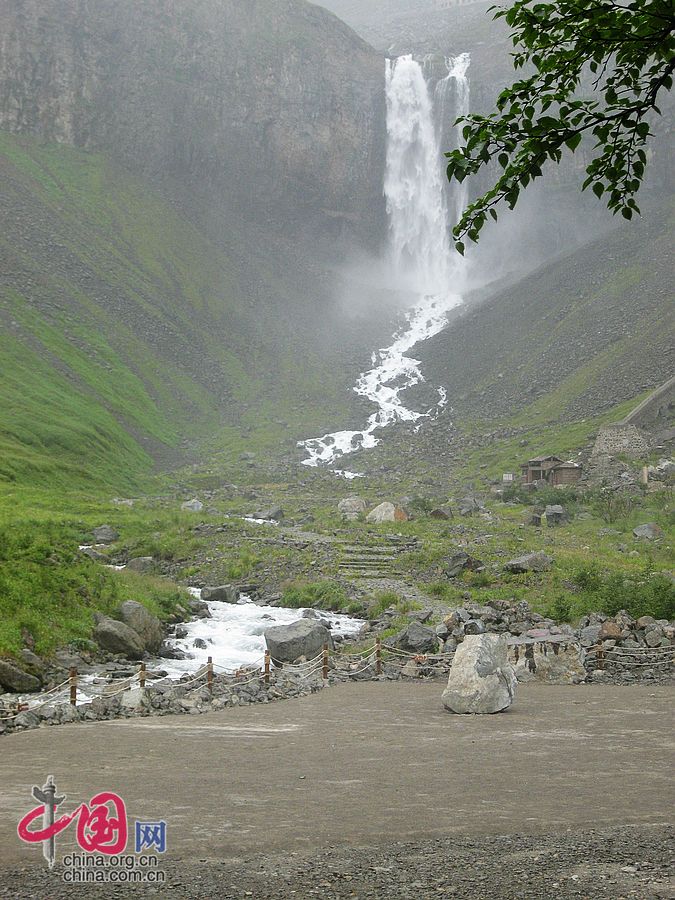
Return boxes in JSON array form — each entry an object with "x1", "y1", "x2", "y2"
[{"x1": 0, "y1": 0, "x2": 386, "y2": 246}]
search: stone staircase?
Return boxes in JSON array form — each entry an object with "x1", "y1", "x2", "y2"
[{"x1": 337, "y1": 537, "x2": 418, "y2": 580}]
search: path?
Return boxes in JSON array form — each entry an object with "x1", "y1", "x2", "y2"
[{"x1": 1, "y1": 681, "x2": 673, "y2": 870}]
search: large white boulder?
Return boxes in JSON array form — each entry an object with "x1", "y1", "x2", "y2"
[
  {"x1": 366, "y1": 502, "x2": 408, "y2": 524},
  {"x1": 442, "y1": 634, "x2": 516, "y2": 714}
]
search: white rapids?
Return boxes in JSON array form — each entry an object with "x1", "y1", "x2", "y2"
[
  {"x1": 299, "y1": 53, "x2": 470, "y2": 471},
  {"x1": 149, "y1": 590, "x2": 364, "y2": 678}
]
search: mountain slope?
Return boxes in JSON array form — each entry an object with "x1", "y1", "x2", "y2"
[
  {"x1": 414, "y1": 203, "x2": 674, "y2": 433},
  {"x1": 0, "y1": 0, "x2": 386, "y2": 249},
  {"x1": 0, "y1": 134, "x2": 359, "y2": 488}
]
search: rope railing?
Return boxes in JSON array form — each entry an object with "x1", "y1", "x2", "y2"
[
  {"x1": 5, "y1": 635, "x2": 672, "y2": 724},
  {"x1": 585, "y1": 643, "x2": 675, "y2": 672}
]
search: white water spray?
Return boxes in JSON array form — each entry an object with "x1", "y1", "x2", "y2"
[{"x1": 299, "y1": 53, "x2": 470, "y2": 470}]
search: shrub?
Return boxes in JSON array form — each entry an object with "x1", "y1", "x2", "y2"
[
  {"x1": 589, "y1": 488, "x2": 636, "y2": 524},
  {"x1": 281, "y1": 580, "x2": 348, "y2": 611}
]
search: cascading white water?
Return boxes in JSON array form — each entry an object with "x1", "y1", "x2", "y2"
[
  {"x1": 299, "y1": 53, "x2": 470, "y2": 472},
  {"x1": 435, "y1": 52, "x2": 471, "y2": 225}
]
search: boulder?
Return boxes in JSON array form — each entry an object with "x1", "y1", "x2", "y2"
[
  {"x1": 188, "y1": 597, "x2": 211, "y2": 619},
  {"x1": 201, "y1": 585, "x2": 239, "y2": 604},
  {"x1": 0, "y1": 660, "x2": 41, "y2": 693},
  {"x1": 504, "y1": 552, "x2": 553, "y2": 574},
  {"x1": 255, "y1": 506, "x2": 284, "y2": 521},
  {"x1": 125, "y1": 556, "x2": 156, "y2": 574},
  {"x1": 446, "y1": 552, "x2": 483, "y2": 578},
  {"x1": 92, "y1": 525, "x2": 119, "y2": 544},
  {"x1": 459, "y1": 497, "x2": 483, "y2": 517},
  {"x1": 430, "y1": 506, "x2": 453, "y2": 520},
  {"x1": 645, "y1": 626, "x2": 664, "y2": 647},
  {"x1": 545, "y1": 505, "x2": 569, "y2": 526},
  {"x1": 121, "y1": 687, "x2": 150, "y2": 710},
  {"x1": 264, "y1": 619, "x2": 332, "y2": 663},
  {"x1": 118, "y1": 601, "x2": 164, "y2": 652},
  {"x1": 598, "y1": 621, "x2": 622, "y2": 642},
  {"x1": 93, "y1": 617, "x2": 145, "y2": 660},
  {"x1": 442, "y1": 634, "x2": 516, "y2": 714},
  {"x1": 81, "y1": 546, "x2": 107, "y2": 561},
  {"x1": 633, "y1": 523, "x2": 664, "y2": 540},
  {"x1": 337, "y1": 498, "x2": 367, "y2": 521},
  {"x1": 181, "y1": 498, "x2": 204, "y2": 513},
  {"x1": 19, "y1": 649, "x2": 45, "y2": 678},
  {"x1": 391, "y1": 621, "x2": 438, "y2": 654},
  {"x1": 580, "y1": 624, "x2": 601, "y2": 647},
  {"x1": 508, "y1": 640, "x2": 586, "y2": 684},
  {"x1": 14, "y1": 710, "x2": 40, "y2": 729},
  {"x1": 366, "y1": 502, "x2": 408, "y2": 524}
]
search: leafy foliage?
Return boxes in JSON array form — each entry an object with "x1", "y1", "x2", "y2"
[
  {"x1": 0, "y1": 521, "x2": 187, "y2": 655},
  {"x1": 281, "y1": 580, "x2": 349, "y2": 611},
  {"x1": 446, "y1": 0, "x2": 675, "y2": 252},
  {"x1": 569, "y1": 562, "x2": 675, "y2": 619}
]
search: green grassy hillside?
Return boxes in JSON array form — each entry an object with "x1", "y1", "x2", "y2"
[
  {"x1": 0, "y1": 133, "x2": 355, "y2": 490},
  {"x1": 419, "y1": 202, "x2": 674, "y2": 430}
]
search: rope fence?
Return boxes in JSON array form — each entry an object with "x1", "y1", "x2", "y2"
[{"x1": 3, "y1": 638, "x2": 672, "y2": 722}]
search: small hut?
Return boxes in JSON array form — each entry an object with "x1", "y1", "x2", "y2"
[{"x1": 521, "y1": 455, "x2": 582, "y2": 486}]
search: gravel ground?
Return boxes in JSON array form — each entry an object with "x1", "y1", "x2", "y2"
[{"x1": 1, "y1": 825, "x2": 673, "y2": 899}]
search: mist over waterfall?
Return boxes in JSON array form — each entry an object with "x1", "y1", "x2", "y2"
[{"x1": 299, "y1": 53, "x2": 470, "y2": 473}]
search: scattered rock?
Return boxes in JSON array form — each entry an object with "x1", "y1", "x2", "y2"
[
  {"x1": 544, "y1": 505, "x2": 569, "y2": 526},
  {"x1": 81, "y1": 547, "x2": 107, "y2": 561},
  {"x1": 337, "y1": 498, "x2": 366, "y2": 521},
  {"x1": 93, "y1": 617, "x2": 145, "y2": 660},
  {"x1": 121, "y1": 687, "x2": 150, "y2": 710},
  {"x1": 446, "y1": 551, "x2": 483, "y2": 578},
  {"x1": 509, "y1": 640, "x2": 586, "y2": 684},
  {"x1": 18, "y1": 649, "x2": 45, "y2": 677},
  {"x1": 430, "y1": 506, "x2": 453, "y2": 520},
  {"x1": 442, "y1": 634, "x2": 516, "y2": 714},
  {"x1": 580, "y1": 624, "x2": 601, "y2": 647},
  {"x1": 366, "y1": 502, "x2": 408, "y2": 524},
  {"x1": 14, "y1": 710, "x2": 40, "y2": 729},
  {"x1": 645, "y1": 627, "x2": 664, "y2": 647},
  {"x1": 125, "y1": 556, "x2": 156, "y2": 574},
  {"x1": 264, "y1": 619, "x2": 333, "y2": 663},
  {"x1": 189, "y1": 598, "x2": 211, "y2": 618},
  {"x1": 92, "y1": 525, "x2": 119, "y2": 544},
  {"x1": 201, "y1": 585, "x2": 239, "y2": 604},
  {"x1": 504, "y1": 552, "x2": 553, "y2": 573},
  {"x1": 255, "y1": 506, "x2": 284, "y2": 521},
  {"x1": 181, "y1": 498, "x2": 204, "y2": 513},
  {"x1": 0, "y1": 660, "x2": 41, "y2": 693},
  {"x1": 633, "y1": 523, "x2": 664, "y2": 540},
  {"x1": 118, "y1": 601, "x2": 164, "y2": 652},
  {"x1": 459, "y1": 497, "x2": 483, "y2": 517},
  {"x1": 390, "y1": 621, "x2": 437, "y2": 654},
  {"x1": 598, "y1": 621, "x2": 622, "y2": 642}
]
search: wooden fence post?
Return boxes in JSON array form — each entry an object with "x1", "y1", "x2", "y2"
[
  {"x1": 69, "y1": 667, "x2": 77, "y2": 706},
  {"x1": 207, "y1": 656, "x2": 213, "y2": 695},
  {"x1": 376, "y1": 638, "x2": 382, "y2": 676},
  {"x1": 264, "y1": 650, "x2": 271, "y2": 685},
  {"x1": 322, "y1": 643, "x2": 329, "y2": 681},
  {"x1": 139, "y1": 662, "x2": 146, "y2": 689}
]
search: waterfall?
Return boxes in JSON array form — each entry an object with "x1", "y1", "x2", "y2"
[
  {"x1": 435, "y1": 52, "x2": 471, "y2": 224},
  {"x1": 384, "y1": 54, "x2": 452, "y2": 297},
  {"x1": 298, "y1": 53, "x2": 470, "y2": 473}
]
